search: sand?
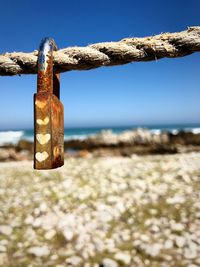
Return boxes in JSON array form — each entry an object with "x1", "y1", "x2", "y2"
[{"x1": 0, "y1": 153, "x2": 200, "y2": 267}]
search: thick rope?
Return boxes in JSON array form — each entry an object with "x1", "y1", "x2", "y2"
[{"x1": 0, "y1": 26, "x2": 200, "y2": 76}]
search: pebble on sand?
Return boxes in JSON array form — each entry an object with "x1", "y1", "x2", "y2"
[
  {"x1": 102, "y1": 258, "x2": 119, "y2": 267},
  {"x1": 0, "y1": 225, "x2": 12, "y2": 236},
  {"x1": 114, "y1": 252, "x2": 131, "y2": 265},
  {"x1": 27, "y1": 246, "x2": 50, "y2": 257}
]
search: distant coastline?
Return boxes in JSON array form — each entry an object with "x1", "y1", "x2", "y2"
[
  {"x1": 0, "y1": 123, "x2": 200, "y2": 146},
  {"x1": 0, "y1": 124, "x2": 200, "y2": 162}
]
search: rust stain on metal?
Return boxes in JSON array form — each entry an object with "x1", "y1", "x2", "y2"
[{"x1": 34, "y1": 38, "x2": 64, "y2": 170}]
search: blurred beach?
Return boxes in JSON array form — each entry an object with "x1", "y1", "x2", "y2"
[
  {"x1": 0, "y1": 153, "x2": 200, "y2": 266},
  {"x1": 0, "y1": 126, "x2": 200, "y2": 266}
]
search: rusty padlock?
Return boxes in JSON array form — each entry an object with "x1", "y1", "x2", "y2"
[{"x1": 34, "y1": 38, "x2": 64, "y2": 169}]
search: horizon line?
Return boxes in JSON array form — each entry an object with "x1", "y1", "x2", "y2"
[{"x1": 1, "y1": 122, "x2": 200, "y2": 131}]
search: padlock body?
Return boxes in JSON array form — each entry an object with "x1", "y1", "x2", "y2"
[{"x1": 34, "y1": 92, "x2": 64, "y2": 169}]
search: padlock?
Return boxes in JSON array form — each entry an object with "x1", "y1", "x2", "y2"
[{"x1": 34, "y1": 37, "x2": 64, "y2": 169}]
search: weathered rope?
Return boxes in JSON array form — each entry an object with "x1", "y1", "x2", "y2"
[{"x1": 0, "y1": 26, "x2": 200, "y2": 76}]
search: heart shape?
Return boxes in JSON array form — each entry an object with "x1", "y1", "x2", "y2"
[
  {"x1": 35, "y1": 100, "x2": 47, "y2": 109},
  {"x1": 35, "y1": 151, "x2": 49, "y2": 162},
  {"x1": 36, "y1": 134, "x2": 51, "y2": 145},
  {"x1": 36, "y1": 117, "x2": 49, "y2": 125}
]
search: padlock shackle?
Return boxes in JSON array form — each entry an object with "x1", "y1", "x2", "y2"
[
  {"x1": 39, "y1": 37, "x2": 58, "y2": 53},
  {"x1": 37, "y1": 37, "x2": 60, "y2": 99}
]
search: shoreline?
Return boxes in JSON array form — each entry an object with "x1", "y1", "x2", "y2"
[{"x1": 0, "y1": 128, "x2": 200, "y2": 161}]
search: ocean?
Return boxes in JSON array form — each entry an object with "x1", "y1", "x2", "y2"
[{"x1": 0, "y1": 124, "x2": 200, "y2": 146}]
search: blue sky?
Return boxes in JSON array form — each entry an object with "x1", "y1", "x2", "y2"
[{"x1": 0, "y1": 0, "x2": 200, "y2": 129}]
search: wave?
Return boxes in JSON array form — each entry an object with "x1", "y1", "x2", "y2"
[
  {"x1": 184, "y1": 127, "x2": 200, "y2": 134},
  {"x1": 150, "y1": 128, "x2": 178, "y2": 135},
  {"x1": 150, "y1": 127, "x2": 200, "y2": 135},
  {"x1": 64, "y1": 134, "x2": 90, "y2": 140},
  {"x1": 0, "y1": 131, "x2": 90, "y2": 146},
  {"x1": 0, "y1": 131, "x2": 24, "y2": 145},
  {"x1": 150, "y1": 129, "x2": 161, "y2": 135}
]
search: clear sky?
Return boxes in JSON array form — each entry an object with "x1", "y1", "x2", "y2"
[{"x1": 0, "y1": 0, "x2": 200, "y2": 129}]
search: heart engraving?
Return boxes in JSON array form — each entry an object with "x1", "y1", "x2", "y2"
[
  {"x1": 35, "y1": 151, "x2": 49, "y2": 162},
  {"x1": 35, "y1": 100, "x2": 47, "y2": 109},
  {"x1": 36, "y1": 117, "x2": 49, "y2": 125},
  {"x1": 36, "y1": 134, "x2": 51, "y2": 145}
]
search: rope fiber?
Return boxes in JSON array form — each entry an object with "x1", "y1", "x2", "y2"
[{"x1": 0, "y1": 26, "x2": 200, "y2": 76}]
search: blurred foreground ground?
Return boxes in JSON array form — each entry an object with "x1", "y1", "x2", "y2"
[{"x1": 0, "y1": 153, "x2": 200, "y2": 267}]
